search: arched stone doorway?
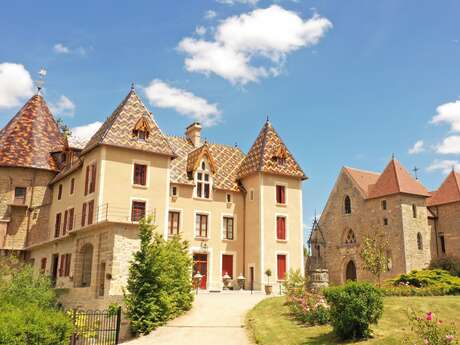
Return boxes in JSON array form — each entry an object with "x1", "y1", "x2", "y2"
[{"x1": 345, "y1": 260, "x2": 357, "y2": 281}]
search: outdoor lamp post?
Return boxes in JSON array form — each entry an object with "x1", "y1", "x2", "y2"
[
  {"x1": 193, "y1": 271, "x2": 203, "y2": 295},
  {"x1": 237, "y1": 274, "x2": 246, "y2": 290}
]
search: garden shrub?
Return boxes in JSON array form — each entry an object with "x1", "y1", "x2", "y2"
[
  {"x1": 125, "y1": 216, "x2": 194, "y2": 335},
  {"x1": 385, "y1": 269, "x2": 460, "y2": 296},
  {"x1": 283, "y1": 269, "x2": 307, "y2": 299},
  {"x1": 430, "y1": 257, "x2": 460, "y2": 277},
  {"x1": 404, "y1": 310, "x2": 458, "y2": 345},
  {"x1": 324, "y1": 281, "x2": 383, "y2": 340}
]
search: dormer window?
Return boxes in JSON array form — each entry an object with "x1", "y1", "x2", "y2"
[
  {"x1": 196, "y1": 160, "x2": 211, "y2": 199},
  {"x1": 272, "y1": 146, "x2": 288, "y2": 165},
  {"x1": 133, "y1": 117, "x2": 150, "y2": 141}
]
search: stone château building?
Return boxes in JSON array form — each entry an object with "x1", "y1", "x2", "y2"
[
  {"x1": 310, "y1": 159, "x2": 460, "y2": 285},
  {"x1": 0, "y1": 87, "x2": 306, "y2": 308}
]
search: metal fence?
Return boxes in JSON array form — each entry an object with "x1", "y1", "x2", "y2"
[{"x1": 69, "y1": 307, "x2": 121, "y2": 345}]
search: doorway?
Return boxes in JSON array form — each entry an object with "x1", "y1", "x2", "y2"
[
  {"x1": 345, "y1": 260, "x2": 357, "y2": 281},
  {"x1": 222, "y1": 254, "x2": 233, "y2": 279},
  {"x1": 51, "y1": 254, "x2": 59, "y2": 287},
  {"x1": 193, "y1": 254, "x2": 208, "y2": 289}
]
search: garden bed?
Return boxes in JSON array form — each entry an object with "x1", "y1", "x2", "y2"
[{"x1": 246, "y1": 296, "x2": 460, "y2": 345}]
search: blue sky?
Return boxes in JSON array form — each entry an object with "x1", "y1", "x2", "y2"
[{"x1": 1, "y1": 1, "x2": 460, "y2": 237}]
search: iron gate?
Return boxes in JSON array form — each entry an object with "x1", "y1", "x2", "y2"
[{"x1": 69, "y1": 307, "x2": 121, "y2": 345}]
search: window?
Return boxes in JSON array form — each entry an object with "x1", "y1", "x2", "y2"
[
  {"x1": 54, "y1": 213, "x2": 62, "y2": 238},
  {"x1": 14, "y1": 187, "x2": 26, "y2": 204},
  {"x1": 196, "y1": 164, "x2": 211, "y2": 199},
  {"x1": 170, "y1": 185, "x2": 178, "y2": 197},
  {"x1": 168, "y1": 211, "x2": 180, "y2": 235},
  {"x1": 226, "y1": 193, "x2": 232, "y2": 203},
  {"x1": 276, "y1": 216, "x2": 286, "y2": 240},
  {"x1": 131, "y1": 201, "x2": 146, "y2": 222},
  {"x1": 249, "y1": 189, "x2": 254, "y2": 201},
  {"x1": 277, "y1": 254, "x2": 287, "y2": 280},
  {"x1": 381, "y1": 200, "x2": 387, "y2": 210},
  {"x1": 59, "y1": 253, "x2": 72, "y2": 277},
  {"x1": 417, "y1": 232, "x2": 423, "y2": 250},
  {"x1": 80, "y1": 244, "x2": 93, "y2": 287},
  {"x1": 276, "y1": 185, "x2": 286, "y2": 204},
  {"x1": 344, "y1": 229, "x2": 356, "y2": 245},
  {"x1": 383, "y1": 218, "x2": 388, "y2": 226},
  {"x1": 223, "y1": 216, "x2": 234, "y2": 240},
  {"x1": 58, "y1": 184, "x2": 63, "y2": 200},
  {"x1": 63, "y1": 210, "x2": 68, "y2": 235},
  {"x1": 412, "y1": 204, "x2": 417, "y2": 218},
  {"x1": 68, "y1": 208, "x2": 74, "y2": 231},
  {"x1": 85, "y1": 163, "x2": 97, "y2": 195},
  {"x1": 195, "y1": 214, "x2": 208, "y2": 238},
  {"x1": 70, "y1": 178, "x2": 75, "y2": 194},
  {"x1": 87, "y1": 200, "x2": 94, "y2": 225},
  {"x1": 344, "y1": 195, "x2": 352, "y2": 214},
  {"x1": 440, "y1": 234, "x2": 446, "y2": 254},
  {"x1": 81, "y1": 203, "x2": 87, "y2": 227},
  {"x1": 40, "y1": 257, "x2": 47, "y2": 273},
  {"x1": 133, "y1": 164, "x2": 147, "y2": 186}
]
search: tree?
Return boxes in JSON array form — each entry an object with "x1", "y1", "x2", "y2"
[
  {"x1": 359, "y1": 229, "x2": 390, "y2": 287},
  {"x1": 125, "y1": 216, "x2": 193, "y2": 335},
  {"x1": 56, "y1": 118, "x2": 72, "y2": 137}
]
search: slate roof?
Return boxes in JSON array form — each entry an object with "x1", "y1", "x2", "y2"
[
  {"x1": 168, "y1": 136, "x2": 245, "y2": 191},
  {"x1": 367, "y1": 159, "x2": 430, "y2": 199},
  {"x1": 0, "y1": 95, "x2": 64, "y2": 171},
  {"x1": 236, "y1": 121, "x2": 307, "y2": 180},
  {"x1": 343, "y1": 167, "x2": 380, "y2": 198},
  {"x1": 82, "y1": 89, "x2": 175, "y2": 157},
  {"x1": 427, "y1": 170, "x2": 460, "y2": 206}
]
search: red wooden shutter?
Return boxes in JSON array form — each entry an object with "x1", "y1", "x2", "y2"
[
  {"x1": 277, "y1": 254, "x2": 286, "y2": 280},
  {"x1": 141, "y1": 165, "x2": 146, "y2": 185},
  {"x1": 85, "y1": 166, "x2": 90, "y2": 195},
  {"x1": 90, "y1": 163, "x2": 97, "y2": 193},
  {"x1": 280, "y1": 186, "x2": 285, "y2": 204},
  {"x1": 63, "y1": 210, "x2": 68, "y2": 235},
  {"x1": 277, "y1": 217, "x2": 286, "y2": 240},
  {"x1": 68, "y1": 208, "x2": 74, "y2": 231},
  {"x1": 70, "y1": 178, "x2": 75, "y2": 194},
  {"x1": 87, "y1": 200, "x2": 94, "y2": 225},
  {"x1": 55, "y1": 213, "x2": 61, "y2": 238},
  {"x1": 81, "y1": 203, "x2": 87, "y2": 227}
]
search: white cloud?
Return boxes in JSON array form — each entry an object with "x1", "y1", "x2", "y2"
[
  {"x1": 195, "y1": 26, "x2": 207, "y2": 36},
  {"x1": 71, "y1": 121, "x2": 102, "y2": 141},
  {"x1": 217, "y1": 0, "x2": 259, "y2": 5},
  {"x1": 436, "y1": 135, "x2": 460, "y2": 154},
  {"x1": 427, "y1": 159, "x2": 460, "y2": 174},
  {"x1": 144, "y1": 79, "x2": 221, "y2": 127},
  {"x1": 178, "y1": 5, "x2": 332, "y2": 85},
  {"x1": 205, "y1": 10, "x2": 217, "y2": 19},
  {"x1": 54, "y1": 43, "x2": 70, "y2": 54},
  {"x1": 0, "y1": 63, "x2": 34, "y2": 109},
  {"x1": 431, "y1": 99, "x2": 460, "y2": 132},
  {"x1": 50, "y1": 95, "x2": 76, "y2": 117},
  {"x1": 409, "y1": 140, "x2": 424, "y2": 154}
]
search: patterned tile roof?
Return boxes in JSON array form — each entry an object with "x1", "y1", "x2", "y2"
[
  {"x1": 0, "y1": 95, "x2": 64, "y2": 171},
  {"x1": 343, "y1": 167, "x2": 380, "y2": 198},
  {"x1": 82, "y1": 89, "x2": 175, "y2": 157},
  {"x1": 186, "y1": 142, "x2": 217, "y2": 174},
  {"x1": 236, "y1": 121, "x2": 306, "y2": 180},
  {"x1": 367, "y1": 159, "x2": 430, "y2": 199},
  {"x1": 168, "y1": 136, "x2": 245, "y2": 191},
  {"x1": 427, "y1": 170, "x2": 460, "y2": 206}
]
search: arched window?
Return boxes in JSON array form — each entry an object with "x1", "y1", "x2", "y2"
[
  {"x1": 417, "y1": 232, "x2": 423, "y2": 250},
  {"x1": 412, "y1": 204, "x2": 417, "y2": 218},
  {"x1": 80, "y1": 244, "x2": 93, "y2": 287},
  {"x1": 345, "y1": 260, "x2": 357, "y2": 281},
  {"x1": 344, "y1": 229, "x2": 356, "y2": 245},
  {"x1": 344, "y1": 195, "x2": 352, "y2": 214}
]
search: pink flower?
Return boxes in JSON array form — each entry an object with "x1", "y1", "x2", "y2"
[
  {"x1": 424, "y1": 339, "x2": 429, "y2": 344},
  {"x1": 426, "y1": 312, "x2": 432, "y2": 321},
  {"x1": 446, "y1": 335, "x2": 454, "y2": 342}
]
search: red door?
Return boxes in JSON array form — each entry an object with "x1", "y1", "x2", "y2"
[
  {"x1": 193, "y1": 254, "x2": 208, "y2": 289},
  {"x1": 222, "y1": 255, "x2": 233, "y2": 278},
  {"x1": 277, "y1": 254, "x2": 287, "y2": 280}
]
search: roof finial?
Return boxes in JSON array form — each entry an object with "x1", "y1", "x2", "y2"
[
  {"x1": 266, "y1": 115, "x2": 270, "y2": 123},
  {"x1": 413, "y1": 166, "x2": 419, "y2": 180},
  {"x1": 391, "y1": 152, "x2": 395, "y2": 160},
  {"x1": 131, "y1": 82, "x2": 135, "y2": 91},
  {"x1": 452, "y1": 165, "x2": 456, "y2": 173},
  {"x1": 35, "y1": 67, "x2": 47, "y2": 95}
]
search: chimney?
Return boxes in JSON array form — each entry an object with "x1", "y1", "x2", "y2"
[{"x1": 185, "y1": 122, "x2": 202, "y2": 147}]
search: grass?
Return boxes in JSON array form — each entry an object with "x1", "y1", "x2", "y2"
[{"x1": 246, "y1": 296, "x2": 460, "y2": 345}]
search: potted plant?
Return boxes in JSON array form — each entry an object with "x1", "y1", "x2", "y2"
[{"x1": 264, "y1": 269, "x2": 273, "y2": 295}]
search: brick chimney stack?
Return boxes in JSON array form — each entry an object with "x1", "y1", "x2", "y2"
[{"x1": 185, "y1": 122, "x2": 202, "y2": 147}]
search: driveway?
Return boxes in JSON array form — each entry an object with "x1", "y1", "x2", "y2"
[{"x1": 123, "y1": 291, "x2": 266, "y2": 345}]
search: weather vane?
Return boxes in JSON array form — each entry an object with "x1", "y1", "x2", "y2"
[{"x1": 35, "y1": 67, "x2": 47, "y2": 94}]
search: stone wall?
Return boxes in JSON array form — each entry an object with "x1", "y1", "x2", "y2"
[{"x1": 429, "y1": 202, "x2": 460, "y2": 260}]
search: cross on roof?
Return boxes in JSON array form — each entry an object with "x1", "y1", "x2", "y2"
[{"x1": 413, "y1": 166, "x2": 419, "y2": 180}]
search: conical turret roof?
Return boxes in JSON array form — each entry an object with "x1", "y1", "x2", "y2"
[
  {"x1": 237, "y1": 121, "x2": 306, "y2": 180},
  {"x1": 427, "y1": 170, "x2": 460, "y2": 206},
  {"x1": 0, "y1": 95, "x2": 64, "y2": 171}
]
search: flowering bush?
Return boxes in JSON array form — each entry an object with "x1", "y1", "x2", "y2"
[
  {"x1": 286, "y1": 292, "x2": 330, "y2": 326},
  {"x1": 405, "y1": 310, "x2": 458, "y2": 345}
]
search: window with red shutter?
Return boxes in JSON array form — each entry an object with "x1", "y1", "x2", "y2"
[
  {"x1": 168, "y1": 211, "x2": 180, "y2": 235},
  {"x1": 223, "y1": 217, "x2": 234, "y2": 240},
  {"x1": 87, "y1": 200, "x2": 94, "y2": 225},
  {"x1": 276, "y1": 216, "x2": 286, "y2": 240},
  {"x1": 54, "y1": 213, "x2": 61, "y2": 238},
  {"x1": 81, "y1": 203, "x2": 87, "y2": 227},
  {"x1": 276, "y1": 185, "x2": 286, "y2": 204},
  {"x1": 131, "y1": 201, "x2": 146, "y2": 222},
  {"x1": 277, "y1": 254, "x2": 287, "y2": 280},
  {"x1": 63, "y1": 210, "x2": 68, "y2": 235},
  {"x1": 90, "y1": 163, "x2": 97, "y2": 193},
  {"x1": 195, "y1": 214, "x2": 208, "y2": 238},
  {"x1": 134, "y1": 164, "x2": 147, "y2": 186}
]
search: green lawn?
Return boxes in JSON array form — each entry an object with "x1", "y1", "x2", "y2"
[{"x1": 246, "y1": 296, "x2": 460, "y2": 345}]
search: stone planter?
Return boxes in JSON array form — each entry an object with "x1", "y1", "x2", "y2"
[
  {"x1": 308, "y1": 268, "x2": 329, "y2": 292},
  {"x1": 264, "y1": 285, "x2": 273, "y2": 295}
]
